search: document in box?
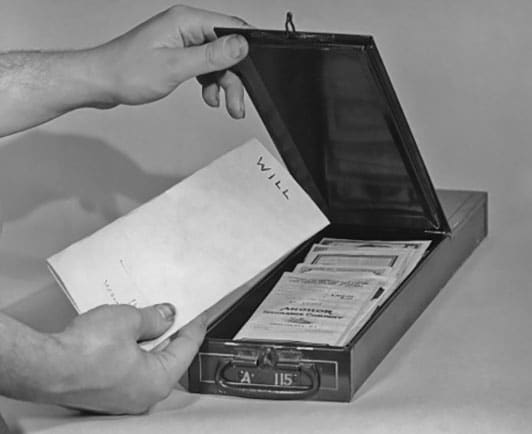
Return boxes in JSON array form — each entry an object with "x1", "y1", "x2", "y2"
[
  {"x1": 47, "y1": 138, "x2": 330, "y2": 349},
  {"x1": 234, "y1": 272, "x2": 381, "y2": 345}
]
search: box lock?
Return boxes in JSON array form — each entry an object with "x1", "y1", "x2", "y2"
[{"x1": 215, "y1": 347, "x2": 320, "y2": 399}]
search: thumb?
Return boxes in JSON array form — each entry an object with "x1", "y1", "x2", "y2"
[
  {"x1": 136, "y1": 303, "x2": 176, "y2": 341},
  {"x1": 175, "y1": 34, "x2": 248, "y2": 82}
]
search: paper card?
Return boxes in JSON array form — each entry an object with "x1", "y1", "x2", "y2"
[
  {"x1": 234, "y1": 272, "x2": 380, "y2": 345},
  {"x1": 293, "y1": 263, "x2": 394, "y2": 278},
  {"x1": 304, "y1": 248, "x2": 411, "y2": 275}
]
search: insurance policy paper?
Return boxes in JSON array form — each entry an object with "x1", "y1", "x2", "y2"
[
  {"x1": 48, "y1": 139, "x2": 330, "y2": 349},
  {"x1": 235, "y1": 272, "x2": 380, "y2": 345}
]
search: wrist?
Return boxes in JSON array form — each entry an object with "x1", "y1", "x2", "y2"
[
  {"x1": 63, "y1": 48, "x2": 119, "y2": 110},
  {"x1": 17, "y1": 331, "x2": 84, "y2": 404},
  {"x1": 0, "y1": 315, "x2": 79, "y2": 403},
  {"x1": 0, "y1": 49, "x2": 118, "y2": 136}
]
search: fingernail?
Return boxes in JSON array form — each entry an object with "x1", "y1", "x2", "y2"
[
  {"x1": 156, "y1": 303, "x2": 176, "y2": 321},
  {"x1": 225, "y1": 35, "x2": 246, "y2": 59}
]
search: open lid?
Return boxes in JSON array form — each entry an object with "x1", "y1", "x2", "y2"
[{"x1": 215, "y1": 26, "x2": 450, "y2": 234}]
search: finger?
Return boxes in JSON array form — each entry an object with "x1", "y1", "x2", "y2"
[
  {"x1": 136, "y1": 303, "x2": 176, "y2": 341},
  {"x1": 171, "y1": 5, "x2": 251, "y2": 45},
  {"x1": 173, "y1": 34, "x2": 248, "y2": 83},
  {"x1": 202, "y1": 82, "x2": 220, "y2": 107},
  {"x1": 218, "y1": 71, "x2": 245, "y2": 119},
  {"x1": 152, "y1": 314, "x2": 207, "y2": 385}
]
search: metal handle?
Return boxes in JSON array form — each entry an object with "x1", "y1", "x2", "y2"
[{"x1": 215, "y1": 360, "x2": 320, "y2": 400}]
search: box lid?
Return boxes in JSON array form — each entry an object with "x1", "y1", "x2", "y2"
[{"x1": 215, "y1": 27, "x2": 450, "y2": 234}]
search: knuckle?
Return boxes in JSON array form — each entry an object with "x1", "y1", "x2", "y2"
[
  {"x1": 109, "y1": 304, "x2": 142, "y2": 330},
  {"x1": 141, "y1": 307, "x2": 161, "y2": 328},
  {"x1": 169, "y1": 4, "x2": 189, "y2": 15}
]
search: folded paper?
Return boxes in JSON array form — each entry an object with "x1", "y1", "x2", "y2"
[{"x1": 48, "y1": 138, "x2": 329, "y2": 349}]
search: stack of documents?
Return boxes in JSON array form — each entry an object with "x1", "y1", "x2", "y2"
[{"x1": 235, "y1": 238, "x2": 430, "y2": 346}]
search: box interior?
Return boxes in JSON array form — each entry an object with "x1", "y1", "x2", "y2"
[{"x1": 208, "y1": 225, "x2": 444, "y2": 345}]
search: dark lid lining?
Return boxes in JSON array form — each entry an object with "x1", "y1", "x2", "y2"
[{"x1": 215, "y1": 27, "x2": 450, "y2": 234}]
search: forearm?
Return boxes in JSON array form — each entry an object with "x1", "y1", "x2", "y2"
[
  {"x1": 0, "y1": 49, "x2": 115, "y2": 137},
  {"x1": 0, "y1": 312, "x2": 71, "y2": 402}
]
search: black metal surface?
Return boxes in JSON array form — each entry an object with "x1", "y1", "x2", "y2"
[
  {"x1": 190, "y1": 341, "x2": 352, "y2": 401},
  {"x1": 187, "y1": 22, "x2": 486, "y2": 403},
  {"x1": 188, "y1": 190, "x2": 487, "y2": 402},
  {"x1": 214, "y1": 349, "x2": 321, "y2": 399},
  {"x1": 349, "y1": 190, "x2": 487, "y2": 396},
  {"x1": 215, "y1": 27, "x2": 450, "y2": 234}
]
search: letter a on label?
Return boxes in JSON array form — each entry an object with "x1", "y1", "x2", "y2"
[{"x1": 240, "y1": 371, "x2": 252, "y2": 384}]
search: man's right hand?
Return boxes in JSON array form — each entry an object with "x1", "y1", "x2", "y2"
[{"x1": 91, "y1": 4, "x2": 250, "y2": 117}]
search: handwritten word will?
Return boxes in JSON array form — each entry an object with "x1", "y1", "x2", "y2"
[{"x1": 256, "y1": 156, "x2": 289, "y2": 200}]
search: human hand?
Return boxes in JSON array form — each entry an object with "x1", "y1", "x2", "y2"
[
  {"x1": 94, "y1": 5, "x2": 250, "y2": 118},
  {"x1": 47, "y1": 304, "x2": 206, "y2": 414}
]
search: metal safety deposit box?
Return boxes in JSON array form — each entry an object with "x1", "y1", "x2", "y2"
[{"x1": 187, "y1": 25, "x2": 487, "y2": 402}]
